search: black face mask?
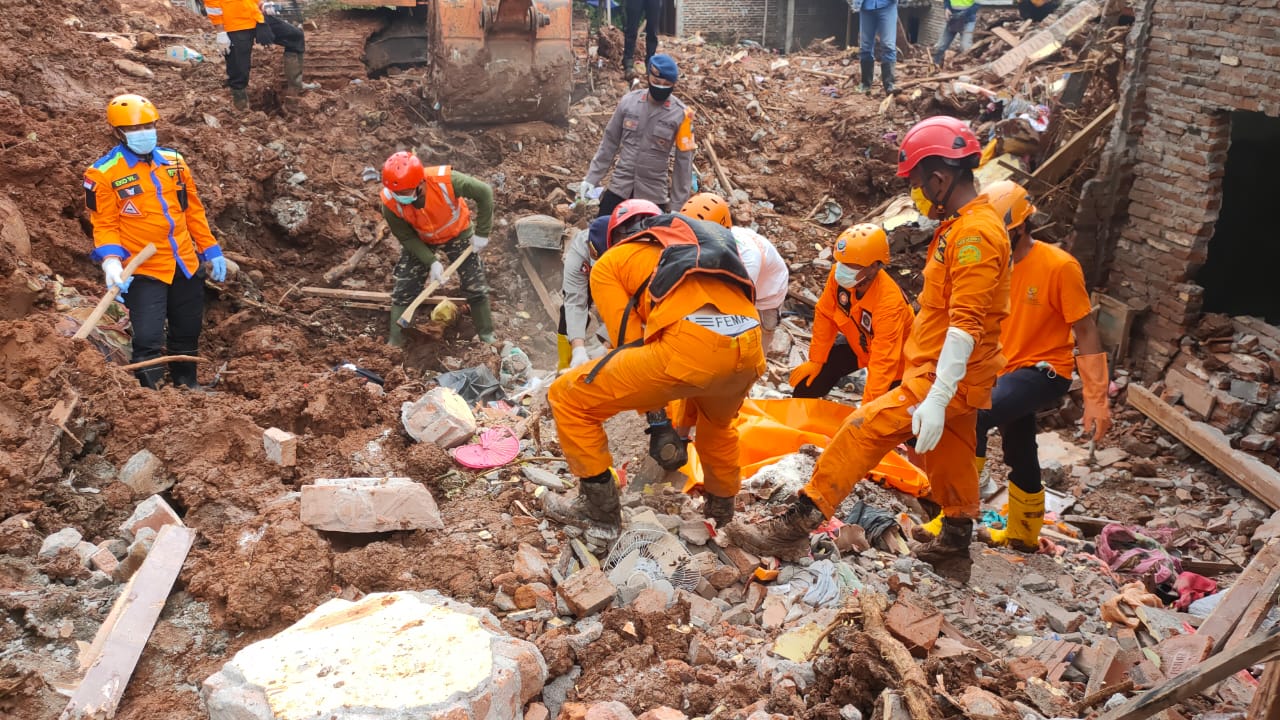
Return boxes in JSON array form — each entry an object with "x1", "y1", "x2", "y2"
[{"x1": 648, "y1": 85, "x2": 674, "y2": 103}]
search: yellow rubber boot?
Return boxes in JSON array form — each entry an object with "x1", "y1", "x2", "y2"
[
  {"x1": 983, "y1": 484, "x2": 1045, "y2": 551},
  {"x1": 557, "y1": 334, "x2": 572, "y2": 372},
  {"x1": 911, "y1": 511, "x2": 945, "y2": 542},
  {"x1": 975, "y1": 456, "x2": 986, "y2": 477}
]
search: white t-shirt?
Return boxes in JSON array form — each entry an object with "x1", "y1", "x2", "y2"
[{"x1": 731, "y1": 226, "x2": 790, "y2": 312}]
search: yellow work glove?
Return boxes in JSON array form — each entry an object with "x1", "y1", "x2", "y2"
[
  {"x1": 789, "y1": 361, "x2": 824, "y2": 389},
  {"x1": 1076, "y1": 352, "x2": 1112, "y2": 442}
]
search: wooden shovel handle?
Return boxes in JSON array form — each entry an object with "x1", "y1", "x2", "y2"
[
  {"x1": 398, "y1": 244, "x2": 475, "y2": 328},
  {"x1": 73, "y1": 244, "x2": 158, "y2": 340}
]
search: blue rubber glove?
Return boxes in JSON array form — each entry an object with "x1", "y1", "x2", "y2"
[{"x1": 209, "y1": 256, "x2": 228, "y2": 282}]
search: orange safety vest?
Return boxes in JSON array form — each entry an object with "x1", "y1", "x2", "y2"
[{"x1": 379, "y1": 165, "x2": 472, "y2": 245}]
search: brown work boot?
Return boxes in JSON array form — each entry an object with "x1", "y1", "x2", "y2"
[
  {"x1": 911, "y1": 516, "x2": 974, "y2": 563},
  {"x1": 283, "y1": 51, "x2": 304, "y2": 95},
  {"x1": 703, "y1": 493, "x2": 735, "y2": 527},
  {"x1": 230, "y1": 88, "x2": 249, "y2": 111},
  {"x1": 541, "y1": 470, "x2": 623, "y2": 549},
  {"x1": 723, "y1": 494, "x2": 825, "y2": 560}
]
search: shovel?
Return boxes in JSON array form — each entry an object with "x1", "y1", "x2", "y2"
[
  {"x1": 73, "y1": 244, "x2": 157, "y2": 340},
  {"x1": 398, "y1": 245, "x2": 474, "y2": 328}
]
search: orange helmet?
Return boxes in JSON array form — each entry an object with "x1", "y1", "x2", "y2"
[
  {"x1": 834, "y1": 224, "x2": 890, "y2": 267},
  {"x1": 381, "y1": 151, "x2": 425, "y2": 193},
  {"x1": 106, "y1": 94, "x2": 159, "y2": 128},
  {"x1": 983, "y1": 180, "x2": 1037, "y2": 229},
  {"x1": 681, "y1": 192, "x2": 731, "y2": 228},
  {"x1": 607, "y1": 199, "x2": 662, "y2": 248}
]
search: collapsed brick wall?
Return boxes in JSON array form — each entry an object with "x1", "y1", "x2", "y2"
[
  {"x1": 676, "y1": 0, "x2": 936, "y2": 51},
  {"x1": 1098, "y1": 0, "x2": 1280, "y2": 379}
]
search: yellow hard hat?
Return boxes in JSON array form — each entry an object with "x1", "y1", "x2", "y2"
[
  {"x1": 680, "y1": 192, "x2": 732, "y2": 228},
  {"x1": 984, "y1": 180, "x2": 1037, "y2": 229},
  {"x1": 106, "y1": 94, "x2": 159, "y2": 128},
  {"x1": 833, "y1": 224, "x2": 889, "y2": 267}
]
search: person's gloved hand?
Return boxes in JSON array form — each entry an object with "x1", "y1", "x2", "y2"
[
  {"x1": 570, "y1": 345, "x2": 590, "y2": 367},
  {"x1": 576, "y1": 179, "x2": 595, "y2": 201},
  {"x1": 1077, "y1": 352, "x2": 1112, "y2": 441},
  {"x1": 254, "y1": 22, "x2": 275, "y2": 46},
  {"x1": 471, "y1": 235, "x2": 489, "y2": 252},
  {"x1": 216, "y1": 31, "x2": 230, "y2": 52},
  {"x1": 209, "y1": 256, "x2": 228, "y2": 282},
  {"x1": 429, "y1": 260, "x2": 444, "y2": 283},
  {"x1": 102, "y1": 257, "x2": 132, "y2": 296},
  {"x1": 789, "y1": 360, "x2": 823, "y2": 389},
  {"x1": 911, "y1": 327, "x2": 975, "y2": 453}
]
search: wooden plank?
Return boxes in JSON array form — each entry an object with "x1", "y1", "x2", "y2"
[
  {"x1": 1182, "y1": 558, "x2": 1241, "y2": 577},
  {"x1": 62, "y1": 525, "x2": 196, "y2": 720},
  {"x1": 1247, "y1": 662, "x2": 1280, "y2": 720},
  {"x1": 1086, "y1": 637, "x2": 1122, "y2": 697},
  {"x1": 300, "y1": 287, "x2": 462, "y2": 306},
  {"x1": 1225, "y1": 559, "x2": 1280, "y2": 651},
  {"x1": 519, "y1": 249, "x2": 561, "y2": 324},
  {"x1": 703, "y1": 137, "x2": 735, "y2": 195},
  {"x1": 1197, "y1": 540, "x2": 1280, "y2": 653},
  {"x1": 990, "y1": 26, "x2": 1021, "y2": 47},
  {"x1": 1092, "y1": 292, "x2": 1135, "y2": 364},
  {"x1": 1032, "y1": 103, "x2": 1119, "y2": 185},
  {"x1": 988, "y1": 0, "x2": 1102, "y2": 77},
  {"x1": 1128, "y1": 384, "x2": 1280, "y2": 510},
  {"x1": 1097, "y1": 625, "x2": 1280, "y2": 720}
]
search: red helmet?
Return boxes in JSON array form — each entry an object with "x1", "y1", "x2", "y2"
[
  {"x1": 382, "y1": 151, "x2": 425, "y2": 192},
  {"x1": 897, "y1": 116, "x2": 982, "y2": 178},
  {"x1": 607, "y1": 199, "x2": 662, "y2": 247}
]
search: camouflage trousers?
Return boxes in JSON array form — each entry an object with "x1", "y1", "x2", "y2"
[{"x1": 390, "y1": 233, "x2": 492, "y2": 307}]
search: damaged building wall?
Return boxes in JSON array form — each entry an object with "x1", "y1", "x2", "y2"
[
  {"x1": 1083, "y1": 0, "x2": 1280, "y2": 464},
  {"x1": 676, "y1": 0, "x2": 935, "y2": 51}
]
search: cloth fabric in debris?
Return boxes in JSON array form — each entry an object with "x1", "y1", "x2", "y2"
[
  {"x1": 798, "y1": 559, "x2": 862, "y2": 608},
  {"x1": 681, "y1": 398, "x2": 929, "y2": 497},
  {"x1": 1099, "y1": 581, "x2": 1164, "y2": 629},
  {"x1": 1172, "y1": 571, "x2": 1217, "y2": 612},
  {"x1": 1096, "y1": 524, "x2": 1182, "y2": 590},
  {"x1": 437, "y1": 365, "x2": 502, "y2": 404},
  {"x1": 843, "y1": 500, "x2": 897, "y2": 542}
]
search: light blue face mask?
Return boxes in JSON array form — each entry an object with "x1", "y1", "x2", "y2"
[
  {"x1": 834, "y1": 263, "x2": 861, "y2": 289},
  {"x1": 391, "y1": 190, "x2": 418, "y2": 205},
  {"x1": 123, "y1": 128, "x2": 157, "y2": 155}
]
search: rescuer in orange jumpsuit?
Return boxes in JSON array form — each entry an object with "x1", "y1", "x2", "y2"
[
  {"x1": 790, "y1": 223, "x2": 915, "y2": 404},
  {"x1": 543, "y1": 200, "x2": 766, "y2": 548},
  {"x1": 726, "y1": 116, "x2": 1012, "y2": 562}
]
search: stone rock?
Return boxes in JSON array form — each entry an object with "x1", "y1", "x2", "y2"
[
  {"x1": 120, "y1": 495, "x2": 183, "y2": 540},
  {"x1": 585, "y1": 701, "x2": 637, "y2": 720},
  {"x1": 113, "y1": 58, "x2": 154, "y2": 78},
  {"x1": 707, "y1": 565, "x2": 740, "y2": 589},
  {"x1": 113, "y1": 527, "x2": 157, "y2": 582},
  {"x1": 677, "y1": 519, "x2": 710, "y2": 546},
  {"x1": 514, "y1": 583, "x2": 555, "y2": 611},
  {"x1": 72, "y1": 541, "x2": 98, "y2": 567},
  {"x1": 264, "y1": 428, "x2": 298, "y2": 467},
  {"x1": 269, "y1": 197, "x2": 312, "y2": 234},
  {"x1": 638, "y1": 708, "x2": 687, "y2": 720},
  {"x1": 203, "y1": 591, "x2": 546, "y2": 720},
  {"x1": 300, "y1": 477, "x2": 443, "y2": 533},
  {"x1": 686, "y1": 593, "x2": 722, "y2": 628},
  {"x1": 630, "y1": 588, "x2": 669, "y2": 615},
  {"x1": 1019, "y1": 573, "x2": 1053, "y2": 592},
  {"x1": 1240, "y1": 434, "x2": 1276, "y2": 453},
  {"x1": 39, "y1": 528, "x2": 83, "y2": 558},
  {"x1": 401, "y1": 387, "x2": 477, "y2": 449},
  {"x1": 119, "y1": 449, "x2": 172, "y2": 496},
  {"x1": 520, "y1": 466, "x2": 567, "y2": 490},
  {"x1": 688, "y1": 636, "x2": 717, "y2": 666},
  {"x1": 525, "y1": 701, "x2": 550, "y2": 720},
  {"x1": 723, "y1": 604, "x2": 754, "y2": 626},
  {"x1": 0, "y1": 195, "x2": 31, "y2": 258},
  {"x1": 514, "y1": 543, "x2": 552, "y2": 584},
  {"x1": 514, "y1": 214, "x2": 566, "y2": 251},
  {"x1": 558, "y1": 568, "x2": 616, "y2": 617}
]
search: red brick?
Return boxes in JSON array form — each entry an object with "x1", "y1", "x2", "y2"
[
  {"x1": 513, "y1": 543, "x2": 552, "y2": 584},
  {"x1": 89, "y1": 545, "x2": 118, "y2": 575},
  {"x1": 885, "y1": 599, "x2": 943, "y2": 655},
  {"x1": 300, "y1": 477, "x2": 443, "y2": 533},
  {"x1": 263, "y1": 427, "x2": 297, "y2": 467},
  {"x1": 557, "y1": 567, "x2": 616, "y2": 617},
  {"x1": 637, "y1": 708, "x2": 688, "y2": 720}
]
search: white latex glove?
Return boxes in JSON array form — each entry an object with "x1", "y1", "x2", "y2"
[
  {"x1": 570, "y1": 345, "x2": 590, "y2": 367},
  {"x1": 911, "y1": 327, "x2": 975, "y2": 453},
  {"x1": 576, "y1": 178, "x2": 595, "y2": 200},
  {"x1": 216, "y1": 31, "x2": 230, "y2": 51},
  {"x1": 102, "y1": 256, "x2": 132, "y2": 295},
  {"x1": 429, "y1": 260, "x2": 444, "y2": 283},
  {"x1": 470, "y1": 235, "x2": 489, "y2": 252}
]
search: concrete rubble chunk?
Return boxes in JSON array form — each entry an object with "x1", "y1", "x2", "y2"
[
  {"x1": 885, "y1": 598, "x2": 943, "y2": 655},
  {"x1": 585, "y1": 701, "x2": 637, "y2": 720},
  {"x1": 203, "y1": 591, "x2": 546, "y2": 720},
  {"x1": 525, "y1": 701, "x2": 550, "y2": 720},
  {"x1": 39, "y1": 527, "x2": 83, "y2": 558},
  {"x1": 113, "y1": 527, "x2": 157, "y2": 582},
  {"x1": 119, "y1": 449, "x2": 173, "y2": 496},
  {"x1": 264, "y1": 427, "x2": 298, "y2": 467},
  {"x1": 401, "y1": 386, "x2": 477, "y2": 449},
  {"x1": 300, "y1": 477, "x2": 444, "y2": 533},
  {"x1": 514, "y1": 214, "x2": 567, "y2": 250},
  {"x1": 514, "y1": 543, "x2": 552, "y2": 584},
  {"x1": 558, "y1": 567, "x2": 617, "y2": 617},
  {"x1": 120, "y1": 495, "x2": 184, "y2": 540}
]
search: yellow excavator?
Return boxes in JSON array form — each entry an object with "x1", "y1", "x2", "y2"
[{"x1": 303, "y1": 0, "x2": 572, "y2": 124}]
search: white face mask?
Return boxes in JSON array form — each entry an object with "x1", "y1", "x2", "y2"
[{"x1": 834, "y1": 263, "x2": 861, "y2": 289}]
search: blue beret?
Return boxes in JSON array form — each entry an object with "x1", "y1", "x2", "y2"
[
  {"x1": 587, "y1": 215, "x2": 611, "y2": 258},
  {"x1": 648, "y1": 54, "x2": 679, "y2": 83}
]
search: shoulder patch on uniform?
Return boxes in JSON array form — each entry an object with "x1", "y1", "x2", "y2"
[
  {"x1": 121, "y1": 199, "x2": 142, "y2": 216},
  {"x1": 956, "y1": 235, "x2": 981, "y2": 246},
  {"x1": 933, "y1": 237, "x2": 947, "y2": 264},
  {"x1": 860, "y1": 309, "x2": 874, "y2": 333},
  {"x1": 957, "y1": 244, "x2": 982, "y2": 266},
  {"x1": 117, "y1": 185, "x2": 143, "y2": 199},
  {"x1": 83, "y1": 178, "x2": 96, "y2": 191},
  {"x1": 111, "y1": 173, "x2": 139, "y2": 188}
]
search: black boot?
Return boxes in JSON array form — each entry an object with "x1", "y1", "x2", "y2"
[
  {"x1": 724, "y1": 494, "x2": 825, "y2": 560},
  {"x1": 541, "y1": 469, "x2": 623, "y2": 549},
  {"x1": 283, "y1": 51, "x2": 304, "y2": 95},
  {"x1": 881, "y1": 61, "x2": 896, "y2": 94},
  {"x1": 645, "y1": 411, "x2": 688, "y2": 471},
  {"x1": 859, "y1": 58, "x2": 875, "y2": 93},
  {"x1": 135, "y1": 365, "x2": 165, "y2": 390}
]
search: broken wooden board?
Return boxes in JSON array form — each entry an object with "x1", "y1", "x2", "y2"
[
  {"x1": 987, "y1": 0, "x2": 1102, "y2": 77},
  {"x1": 1223, "y1": 557, "x2": 1280, "y2": 652},
  {"x1": 990, "y1": 26, "x2": 1021, "y2": 48},
  {"x1": 61, "y1": 524, "x2": 195, "y2": 720},
  {"x1": 1247, "y1": 662, "x2": 1280, "y2": 720},
  {"x1": 1085, "y1": 637, "x2": 1124, "y2": 697},
  {"x1": 1195, "y1": 539, "x2": 1280, "y2": 653},
  {"x1": 1129, "y1": 384, "x2": 1280, "y2": 509},
  {"x1": 519, "y1": 249, "x2": 561, "y2": 324},
  {"x1": 300, "y1": 287, "x2": 462, "y2": 305},
  {"x1": 1032, "y1": 103, "x2": 1119, "y2": 185},
  {"x1": 1097, "y1": 625, "x2": 1280, "y2": 720}
]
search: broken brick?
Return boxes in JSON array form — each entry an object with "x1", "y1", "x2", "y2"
[
  {"x1": 514, "y1": 583, "x2": 555, "y2": 611},
  {"x1": 88, "y1": 545, "x2": 118, "y2": 575},
  {"x1": 761, "y1": 595, "x2": 787, "y2": 629},
  {"x1": 557, "y1": 567, "x2": 616, "y2": 618},
  {"x1": 263, "y1": 427, "x2": 298, "y2": 467},
  {"x1": 1007, "y1": 656, "x2": 1048, "y2": 681},
  {"x1": 513, "y1": 543, "x2": 552, "y2": 584},
  {"x1": 638, "y1": 707, "x2": 689, "y2": 720},
  {"x1": 885, "y1": 599, "x2": 943, "y2": 655},
  {"x1": 719, "y1": 546, "x2": 760, "y2": 577},
  {"x1": 300, "y1": 477, "x2": 443, "y2": 533},
  {"x1": 629, "y1": 588, "x2": 669, "y2": 615},
  {"x1": 524, "y1": 702, "x2": 550, "y2": 720},
  {"x1": 119, "y1": 449, "x2": 173, "y2": 496},
  {"x1": 685, "y1": 592, "x2": 722, "y2": 628},
  {"x1": 1154, "y1": 632, "x2": 1212, "y2": 678},
  {"x1": 120, "y1": 495, "x2": 183, "y2": 540},
  {"x1": 744, "y1": 581, "x2": 767, "y2": 613},
  {"x1": 585, "y1": 701, "x2": 637, "y2": 720},
  {"x1": 688, "y1": 636, "x2": 717, "y2": 666},
  {"x1": 706, "y1": 564, "x2": 740, "y2": 589}
]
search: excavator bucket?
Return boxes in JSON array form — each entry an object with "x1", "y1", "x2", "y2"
[{"x1": 429, "y1": 0, "x2": 572, "y2": 124}]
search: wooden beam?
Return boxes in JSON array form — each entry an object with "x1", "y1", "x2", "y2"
[
  {"x1": 118, "y1": 355, "x2": 205, "y2": 372},
  {"x1": 1225, "y1": 558, "x2": 1280, "y2": 652},
  {"x1": 301, "y1": 287, "x2": 461, "y2": 305},
  {"x1": 703, "y1": 137, "x2": 735, "y2": 195},
  {"x1": 1248, "y1": 662, "x2": 1280, "y2": 720},
  {"x1": 1031, "y1": 103, "x2": 1119, "y2": 184},
  {"x1": 1097, "y1": 625, "x2": 1280, "y2": 720},
  {"x1": 990, "y1": 26, "x2": 1021, "y2": 47},
  {"x1": 322, "y1": 225, "x2": 386, "y2": 285},
  {"x1": 988, "y1": 0, "x2": 1102, "y2": 77},
  {"x1": 519, "y1": 249, "x2": 561, "y2": 324},
  {"x1": 1127, "y1": 384, "x2": 1280, "y2": 510},
  {"x1": 1196, "y1": 540, "x2": 1280, "y2": 653},
  {"x1": 62, "y1": 525, "x2": 196, "y2": 720}
]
